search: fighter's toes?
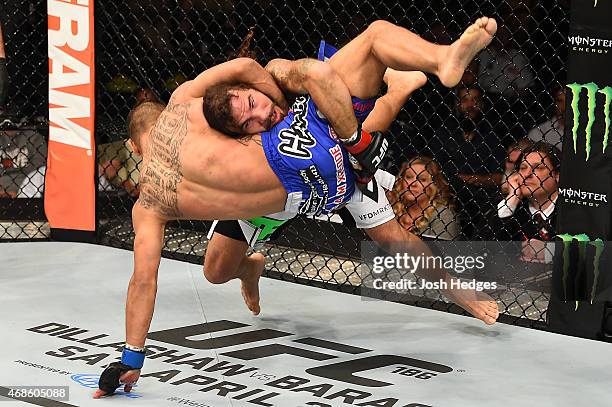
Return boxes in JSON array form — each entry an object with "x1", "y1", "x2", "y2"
[
  {"x1": 481, "y1": 17, "x2": 497, "y2": 37},
  {"x1": 485, "y1": 302, "x2": 499, "y2": 324}
]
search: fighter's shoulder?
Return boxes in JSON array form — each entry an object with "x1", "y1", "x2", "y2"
[{"x1": 167, "y1": 82, "x2": 195, "y2": 105}]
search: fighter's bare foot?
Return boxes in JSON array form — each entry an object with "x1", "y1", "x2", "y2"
[
  {"x1": 383, "y1": 69, "x2": 428, "y2": 94},
  {"x1": 438, "y1": 17, "x2": 497, "y2": 88},
  {"x1": 240, "y1": 253, "x2": 264, "y2": 315},
  {"x1": 445, "y1": 286, "x2": 499, "y2": 325}
]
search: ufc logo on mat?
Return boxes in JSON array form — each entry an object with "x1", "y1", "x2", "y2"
[{"x1": 148, "y1": 320, "x2": 453, "y2": 388}]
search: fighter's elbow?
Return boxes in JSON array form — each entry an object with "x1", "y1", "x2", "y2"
[
  {"x1": 301, "y1": 60, "x2": 336, "y2": 92},
  {"x1": 303, "y1": 59, "x2": 333, "y2": 81},
  {"x1": 233, "y1": 57, "x2": 259, "y2": 73}
]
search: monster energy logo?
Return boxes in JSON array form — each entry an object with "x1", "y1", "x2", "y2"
[
  {"x1": 566, "y1": 82, "x2": 612, "y2": 160},
  {"x1": 557, "y1": 233, "x2": 604, "y2": 309}
]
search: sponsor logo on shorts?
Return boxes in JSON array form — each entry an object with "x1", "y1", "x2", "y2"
[
  {"x1": 278, "y1": 97, "x2": 316, "y2": 159},
  {"x1": 352, "y1": 100, "x2": 375, "y2": 113},
  {"x1": 328, "y1": 145, "x2": 348, "y2": 207},
  {"x1": 358, "y1": 203, "x2": 392, "y2": 221},
  {"x1": 328, "y1": 125, "x2": 339, "y2": 142},
  {"x1": 298, "y1": 165, "x2": 329, "y2": 215}
]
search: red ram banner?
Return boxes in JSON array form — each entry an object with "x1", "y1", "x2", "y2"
[{"x1": 45, "y1": 0, "x2": 96, "y2": 240}]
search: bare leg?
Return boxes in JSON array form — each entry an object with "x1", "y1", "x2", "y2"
[
  {"x1": 362, "y1": 70, "x2": 427, "y2": 133},
  {"x1": 329, "y1": 17, "x2": 497, "y2": 98},
  {"x1": 364, "y1": 220, "x2": 500, "y2": 325},
  {"x1": 204, "y1": 233, "x2": 264, "y2": 315}
]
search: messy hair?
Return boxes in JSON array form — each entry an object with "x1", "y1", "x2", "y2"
[
  {"x1": 203, "y1": 27, "x2": 258, "y2": 138},
  {"x1": 203, "y1": 83, "x2": 249, "y2": 138},
  {"x1": 516, "y1": 141, "x2": 561, "y2": 173},
  {"x1": 228, "y1": 26, "x2": 257, "y2": 60},
  {"x1": 388, "y1": 156, "x2": 454, "y2": 233}
]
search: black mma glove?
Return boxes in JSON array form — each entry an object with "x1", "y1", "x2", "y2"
[
  {"x1": 342, "y1": 124, "x2": 388, "y2": 184},
  {"x1": 98, "y1": 362, "x2": 135, "y2": 395},
  {"x1": 97, "y1": 346, "x2": 145, "y2": 396}
]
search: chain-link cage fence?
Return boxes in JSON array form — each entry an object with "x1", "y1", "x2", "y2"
[
  {"x1": 0, "y1": 0, "x2": 50, "y2": 240},
  {"x1": 96, "y1": 0, "x2": 570, "y2": 329}
]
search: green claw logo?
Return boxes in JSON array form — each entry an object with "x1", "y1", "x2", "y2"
[
  {"x1": 566, "y1": 82, "x2": 612, "y2": 160},
  {"x1": 557, "y1": 233, "x2": 604, "y2": 310},
  {"x1": 246, "y1": 216, "x2": 288, "y2": 240}
]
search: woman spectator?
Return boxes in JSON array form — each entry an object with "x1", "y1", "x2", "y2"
[{"x1": 387, "y1": 156, "x2": 461, "y2": 240}]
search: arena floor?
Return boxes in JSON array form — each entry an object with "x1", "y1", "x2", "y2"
[{"x1": 1, "y1": 242, "x2": 610, "y2": 406}]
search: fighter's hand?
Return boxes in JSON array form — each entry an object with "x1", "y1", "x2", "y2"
[
  {"x1": 345, "y1": 130, "x2": 389, "y2": 184},
  {"x1": 93, "y1": 363, "x2": 141, "y2": 398}
]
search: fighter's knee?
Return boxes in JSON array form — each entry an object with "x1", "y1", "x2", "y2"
[
  {"x1": 366, "y1": 20, "x2": 394, "y2": 39},
  {"x1": 203, "y1": 256, "x2": 229, "y2": 284},
  {"x1": 203, "y1": 263, "x2": 227, "y2": 284},
  {"x1": 305, "y1": 60, "x2": 335, "y2": 83}
]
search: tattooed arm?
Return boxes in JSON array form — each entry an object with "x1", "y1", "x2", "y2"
[
  {"x1": 265, "y1": 58, "x2": 357, "y2": 139},
  {"x1": 137, "y1": 101, "x2": 189, "y2": 219},
  {"x1": 185, "y1": 58, "x2": 288, "y2": 111}
]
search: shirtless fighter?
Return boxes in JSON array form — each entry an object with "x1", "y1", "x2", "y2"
[{"x1": 95, "y1": 18, "x2": 499, "y2": 398}]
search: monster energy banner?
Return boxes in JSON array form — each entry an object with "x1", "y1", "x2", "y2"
[{"x1": 548, "y1": 0, "x2": 612, "y2": 339}]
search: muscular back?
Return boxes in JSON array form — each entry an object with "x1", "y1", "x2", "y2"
[{"x1": 137, "y1": 84, "x2": 287, "y2": 221}]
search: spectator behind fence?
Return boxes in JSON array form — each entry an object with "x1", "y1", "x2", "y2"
[
  {"x1": 434, "y1": 85, "x2": 507, "y2": 178},
  {"x1": 426, "y1": 85, "x2": 506, "y2": 238},
  {"x1": 500, "y1": 138, "x2": 534, "y2": 195},
  {"x1": 527, "y1": 86, "x2": 565, "y2": 150},
  {"x1": 0, "y1": 123, "x2": 46, "y2": 198},
  {"x1": 387, "y1": 156, "x2": 460, "y2": 241},
  {"x1": 487, "y1": 142, "x2": 560, "y2": 262},
  {"x1": 463, "y1": 138, "x2": 534, "y2": 195},
  {"x1": 477, "y1": 24, "x2": 534, "y2": 98},
  {"x1": 17, "y1": 165, "x2": 44, "y2": 198},
  {"x1": 477, "y1": 22, "x2": 536, "y2": 139}
]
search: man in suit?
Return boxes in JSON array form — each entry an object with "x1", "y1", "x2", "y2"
[{"x1": 493, "y1": 142, "x2": 560, "y2": 262}]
